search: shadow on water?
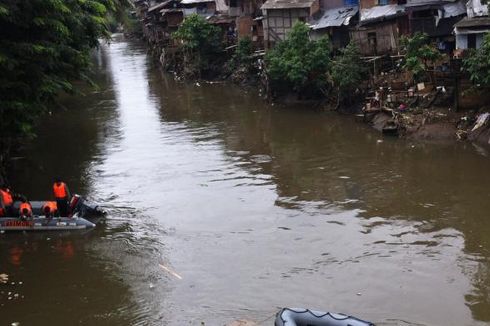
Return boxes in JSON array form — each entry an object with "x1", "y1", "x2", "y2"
[{"x1": 2, "y1": 35, "x2": 490, "y2": 326}]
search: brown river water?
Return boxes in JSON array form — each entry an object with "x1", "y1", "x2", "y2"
[{"x1": 1, "y1": 35, "x2": 490, "y2": 326}]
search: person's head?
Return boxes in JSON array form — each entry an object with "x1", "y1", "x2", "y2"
[
  {"x1": 22, "y1": 208, "x2": 29, "y2": 216},
  {"x1": 21, "y1": 197, "x2": 27, "y2": 203},
  {"x1": 44, "y1": 206, "x2": 51, "y2": 215},
  {"x1": 54, "y1": 177, "x2": 62, "y2": 183}
]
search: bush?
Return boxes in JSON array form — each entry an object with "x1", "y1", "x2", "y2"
[
  {"x1": 265, "y1": 22, "x2": 331, "y2": 97},
  {"x1": 173, "y1": 14, "x2": 223, "y2": 76},
  {"x1": 232, "y1": 37, "x2": 254, "y2": 71},
  {"x1": 400, "y1": 32, "x2": 441, "y2": 83},
  {"x1": 463, "y1": 33, "x2": 490, "y2": 87}
]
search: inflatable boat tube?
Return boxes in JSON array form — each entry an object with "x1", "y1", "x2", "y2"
[
  {"x1": 0, "y1": 216, "x2": 95, "y2": 232},
  {"x1": 275, "y1": 308, "x2": 374, "y2": 326}
]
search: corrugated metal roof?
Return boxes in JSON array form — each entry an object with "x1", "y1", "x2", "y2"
[
  {"x1": 360, "y1": 4, "x2": 406, "y2": 24},
  {"x1": 406, "y1": 0, "x2": 455, "y2": 8},
  {"x1": 311, "y1": 6, "x2": 358, "y2": 30},
  {"x1": 454, "y1": 16, "x2": 490, "y2": 28},
  {"x1": 261, "y1": 0, "x2": 316, "y2": 10},
  {"x1": 181, "y1": 0, "x2": 215, "y2": 4},
  {"x1": 148, "y1": 0, "x2": 172, "y2": 12}
]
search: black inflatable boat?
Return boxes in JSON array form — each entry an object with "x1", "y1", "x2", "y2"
[{"x1": 275, "y1": 308, "x2": 374, "y2": 326}]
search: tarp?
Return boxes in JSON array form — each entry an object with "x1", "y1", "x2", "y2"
[
  {"x1": 467, "y1": 0, "x2": 488, "y2": 18},
  {"x1": 215, "y1": 0, "x2": 229, "y2": 12},
  {"x1": 311, "y1": 6, "x2": 358, "y2": 30},
  {"x1": 442, "y1": 1, "x2": 466, "y2": 17},
  {"x1": 360, "y1": 4, "x2": 406, "y2": 24}
]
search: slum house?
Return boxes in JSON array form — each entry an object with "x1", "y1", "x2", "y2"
[
  {"x1": 350, "y1": 0, "x2": 408, "y2": 55},
  {"x1": 261, "y1": 0, "x2": 321, "y2": 48},
  {"x1": 310, "y1": 5, "x2": 359, "y2": 49},
  {"x1": 207, "y1": 14, "x2": 238, "y2": 45},
  {"x1": 144, "y1": 1, "x2": 175, "y2": 44},
  {"x1": 180, "y1": 0, "x2": 217, "y2": 16},
  {"x1": 157, "y1": 0, "x2": 186, "y2": 46},
  {"x1": 454, "y1": 0, "x2": 490, "y2": 49},
  {"x1": 226, "y1": 0, "x2": 265, "y2": 47},
  {"x1": 135, "y1": 0, "x2": 150, "y2": 17},
  {"x1": 406, "y1": 0, "x2": 465, "y2": 52}
]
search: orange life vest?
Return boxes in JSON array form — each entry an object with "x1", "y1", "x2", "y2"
[
  {"x1": 53, "y1": 182, "x2": 68, "y2": 199},
  {"x1": 42, "y1": 201, "x2": 57, "y2": 214},
  {"x1": 19, "y1": 203, "x2": 32, "y2": 216},
  {"x1": 0, "y1": 189, "x2": 13, "y2": 206}
]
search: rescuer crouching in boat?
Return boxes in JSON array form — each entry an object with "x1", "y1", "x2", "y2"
[
  {"x1": 0, "y1": 184, "x2": 23, "y2": 217},
  {"x1": 19, "y1": 199, "x2": 33, "y2": 221},
  {"x1": 53, "y1": 178, "x2": 71, "y2": 217},
  {"x1": 42, "y1": 201, "x2": 58, "y2": 219}
]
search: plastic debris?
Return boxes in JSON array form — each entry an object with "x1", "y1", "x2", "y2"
[
  {"x1": 0, "y1": 274, "x2": 8, "y2": 284},
  {"x1": 472, "y1": 113, "x2": 490, "y2": 131}
]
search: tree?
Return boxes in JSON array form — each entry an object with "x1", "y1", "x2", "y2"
[
  {"x1": 173, "y1": 14, "x2": 222, "y2": 76},
  {"x1": 0, "y1": 0, "x2": 129, "y2": 177},
  {"x1": 400, "y1": 32, "x2": 442, "y2": 84},
  {"x1": 265, "y1": 22, "x2": 331, "y2": 97},
  {"x1": 463, "y1": 33, "x2": 490, "y2": 87},
  {"x1": 330, "y1": 42, "x2": 367, "y2": 108}
]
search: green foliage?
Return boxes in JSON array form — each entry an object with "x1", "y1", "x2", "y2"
[
  {"x1": 173, "y1": 14, "x2": 222, "y2": 74},
  {"x1": 330, "y1": 42, "x2": 367, "y2": 103},
  {"x1": 463, "y1": 33, "x2": 490, "y2": 87},
  {"x1": 232, "y1": 37, "x2": 254, "y2": 70},
  {"x1": 0, "y1": 0, "x2": 129, "y2": 148},
  {"x1": 265, "y1": 22, "x2": 331, "y2": 95},
  {"x1": 400, "y1": 32, "x2": 442, "y2": 82}
]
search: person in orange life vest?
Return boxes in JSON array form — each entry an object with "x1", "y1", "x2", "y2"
[
  {"x1": 0, "y1": 183, "x2": 16, "y2": 216},
  {"x1": 42, "y1": 201, "x2": 57, "y2": 219},
  {"x1": 53, "y1": 178, "x2": 71, "y2": 217},
  {"x1": 19, "y1": 199, "x2": 32, "y2": 220}
]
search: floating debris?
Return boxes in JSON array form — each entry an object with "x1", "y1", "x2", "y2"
[
  {"x1": 159, "y1": 264, "x2": 182, "y2": 280},
  {"x1": 0, "y1": 274, "x2": 8, "y2": 284}
]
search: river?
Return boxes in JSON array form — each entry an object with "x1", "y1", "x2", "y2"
[{"x1": 1, "y1": 35, "x2": 490, "y2": 326}]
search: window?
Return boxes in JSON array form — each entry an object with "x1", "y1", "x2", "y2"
[
  {"x1": 468, "y1": 34, "x2": 476, "y2": 49},
  {"x1": 378, "y1": 0, "x2": 389, "y2": 5},
  {"x1": 368, "y1": 32, "x2": 377, "y2": 54}
]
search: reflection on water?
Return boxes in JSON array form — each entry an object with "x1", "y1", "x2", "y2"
[{"x1": 1, "y1": 35, "x2": 490, "y2": 325}]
